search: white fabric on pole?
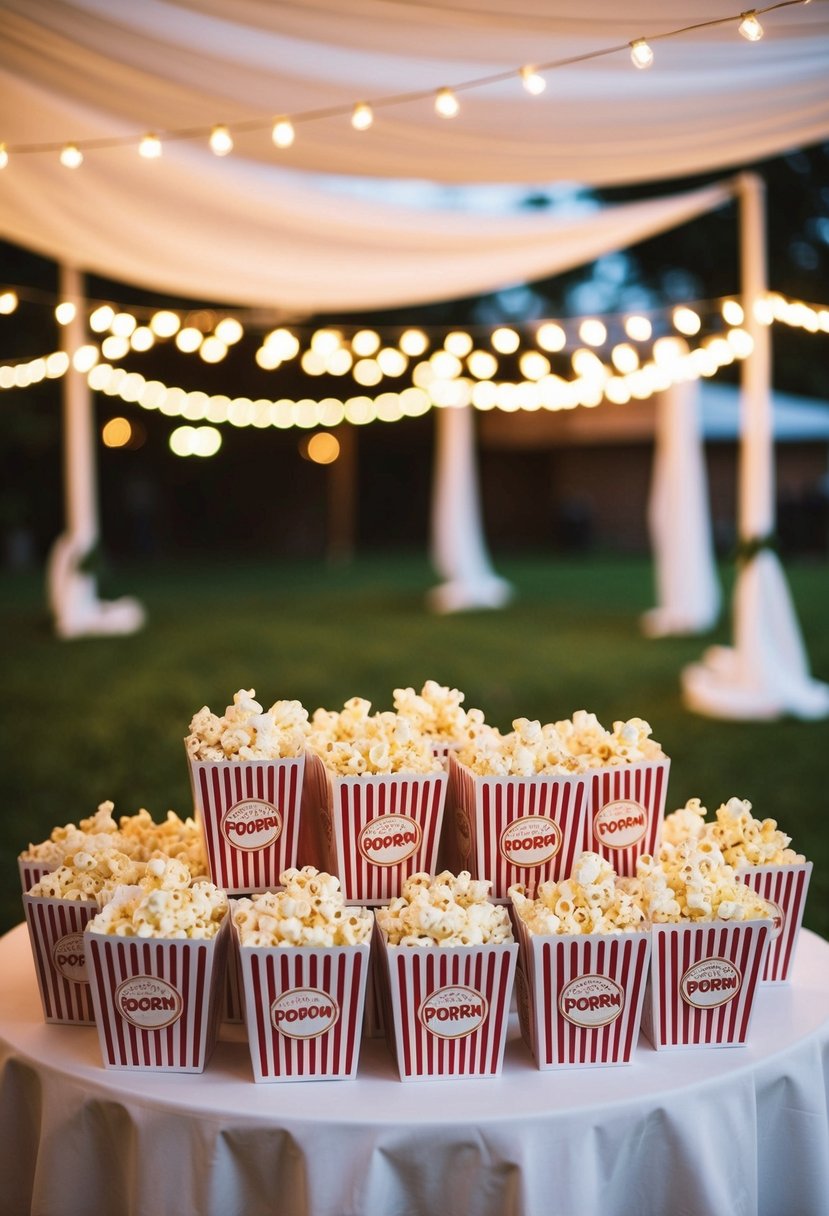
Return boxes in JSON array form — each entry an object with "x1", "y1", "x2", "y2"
[
  {"x1": 46, "y1": 265, "x2": 145, "y2": 639},
  {"x1": 428, "y1": 404, "x2": 511, "y2": 613},
  {"x1": 682, "y1": 175, "x2": 829, "y2": 719},
  {"x1": 641, "y1": 380, "x2": 721, "y2": 637}
]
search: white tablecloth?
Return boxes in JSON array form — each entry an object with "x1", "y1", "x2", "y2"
[{"x1": 1, "y1": 922, "x2": 828, "y2": 1216}]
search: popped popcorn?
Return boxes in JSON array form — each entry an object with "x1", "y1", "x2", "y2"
[
  {"x1": 307, "y1": 697, "x2": 442, "y2": 775},
  {"x1": 509, "y1": 851, "x2": 647, "y2": 936},
  {"x1": 662, "y1": 795, "x2": 804, "y2": 866},
  {"x1": 553, "y1": 711, "x2": 666, "y2": 767},
  {"x1": 28, "y1": 847, "x2": 146, "y2": 903},
  {"x1": 185, "y1": 688, "x2": 309, "y2": 761},
  {"x1": 117, "y1": 808, "x2": 208, "y2": 876},
  {"x1": 457, "y1": 717, "x2": 582, "y2": 777},
  {"x1": 86, "y1": 858, "x2": 227, "y2": 939},
  {"x1": 633, "y1": 839, "x2": 773, "y2": 923},
  {"x1": 20, "y1": 800, "x2": 124, "y2": 866},
  {"x1": 392, "y1": 681, "x2": 486, "y2": 746},
  {"x1": 661, "y1": 797, "x2": 709, "y2": 847},
  {"x1": 376, "y1": 870, "x2": 513, "y2": 947},
  {"x1": 233, "y1": 866, "x2": 373, "y2": 947}
]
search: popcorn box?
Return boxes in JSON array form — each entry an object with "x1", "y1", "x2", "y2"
[
  {"x1": 222, "y1": 922, "x2": 245, "y2": 1023},
  {"x1": 512, "y1": 910, "x2": 651, "y2": 1068},
  {"x1": 23, "y1": 894, "x2": 98, "y2": 1025},
  {"x1": 187, "y1": 751, "x2": 306, "y2": 895},
  {"x1": 737, "y1": 861, "x2": 812, "y2": 983},
  {"x1": 84, "y1": 915, "x2": 229, "y2": 1072},
  {"x1": 300, "y1": 752, "x2": 448, "y2": 906},
  {"x1": 376, "y1": 925, "x2": 518, "y2": 1081},
  {"x1": 641, "y1": 918, "x2": 771, "y2": 1050},
  {"x1": 446, "y1": 754, "x2": 590, "y2": 902},
  {"x1": 234, "y1": 920, "x2": 370, "y2": 1081},
  {"x1": 18, "y1": 856, "x2": 56, "y2": 894},
  {"x1": 586, "y1": 759, "x2": 671, "y2": 878}
]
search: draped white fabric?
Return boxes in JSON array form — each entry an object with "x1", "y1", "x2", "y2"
[{"x1": 0, "y1": 0, "x2": 828, "y2": 306}]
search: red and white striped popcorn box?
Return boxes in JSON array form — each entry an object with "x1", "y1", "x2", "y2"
[
  {"x1": 18, "y1": 856, "x2": 56, "y2": 894},
  {"x1": 430, "y1": 740, "x2": 461, "y2": 770},
  {"x1": 511, "y1": 910, "x2": 651, "y2": 1068},
  {"x1": 84, "y1": 915, "x2": 229, "y2": 1072},
  {"x1": 361, "y1": 946, "x2": 386, "y2": 1038},
  {"x1": 222, "y1": 921, "x2": 245, "y2": 1023},
  {"x1": 186, "y1": 750, "x2": 306, "y2": 895},
  {"x1": 376, "y1": 926, "x2": 518, "y2": 1081},
  {"x1": 23, "y1": 894, "x2": 99, "y2": 1025},
  {"x1": 586, "y1": 759, "x2": 671, "y2": 878},
  {"x1": 446, "y1": 754, "x2": 590, "y2": 902},
  {"x1": 736, "y1": 861, "x2": 812, "y2": 983},
  {"x1": 300, "y1": 752, "x2": 448, "y2": 906},
  {"x1": 234, "y1": 922, "x2": 370, "y2": 1081},
  {"x1": 641, "y1": 918, "x2": 771, "y2": 1050}
]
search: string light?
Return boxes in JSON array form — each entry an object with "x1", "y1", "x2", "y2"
[
  {"x1": 520, "y1": 66, "x2": 546, "y2": 95},
  {"x1": 738, "y1": 10, "x2": 764, "y2": 39},
  {"x1": 351, "y1": 103, "x2": 374, "y2": 131},
  {"x1": 536, "y1": 322, "x2": 566, "y2": 352},
  {"x1": 624, "y1": 314, "x2": 653, "y2": 341},
  {"x1": 271, "y1": 118, "x2": 295, "y2": 148},
  {"x1": 55, "y1": 301, "x2": 76, "y2": 325},
  {"x1": 89, "y1": 305, "x2": 115, "y2": 332},
  {"x1": 629, "y1": 39, "x2": 654, "y2": 69},
  {"x1": 150, "y1": 309, "x2": 180, "y2": 337},
  {"x1": 209, "y1": 125, "x2": 233, "y2": 156},
  {"x1": 673, "y1": 306, "x2": 702, "y2": 335},
  {"x1": 0, "y1": 144, "x2": 8, "y2": 169},
  {"x1": 722, "y1": 299, "x2": 745, "y2": 325},
  {"x1": 434, "y1": 88, "x2": 460, "y2": 118},
  {"x1": 491, "y1": 327, "x2": 520, "y2": 354},
  {"x1": 579, "y1": 318, "x2": 607, "y2": 346},
  {"x1": 60, "y1": 144, "x2": 83, "y2": 169},
  {"x1": 0, "y1": 290, "x2": 19, "y2": 314},
  {"x1": 214, "y1": 317, "x2": 244, "y2": 344},
  {"x1": 138, "y1": 133, "x2": 162, "y2": 159},
  {"x1": 399, "y1": 329, "x2": 429, "y2": 356},
  {"x1": 351, "y1": 329, "x2": 380, "y2": 356}
]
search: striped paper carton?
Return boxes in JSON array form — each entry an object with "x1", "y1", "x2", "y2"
[
  {"x1": 23, "y1": 894, "x2": 99, "y2": 1025},
  {"x1": 736, "y1": 861, "x2": 812, "y2": 983},
  {"x1": 376, "y1": 924, "x2": 518, "y2": 1081},
  {"x1": 445, "y1": 754, "x2": 590, "y2": 902},
  {"x1": 300, "y1": 752, "x2": 448, "y2": 906},
  {"x1": 641, "y1": 918, "x2": 771, "y2": 1050},
  {"x1": 18, "y1": 857, "x2": 56, "y2": 894},
  {"x1": 586, "y1": 759, "x2": 671, "y2": 878},
  {"x1": 235, "y1": 922, "x2": 370, "y2": 1081},
  {"x1": 187, "y1": 750, "x2": 306, "y2": 895},
  {"x1": 84, "y1": 916, "x2": 229, "y2": 1072},
  {"x1": 511, "y1": 910, "x2": 651, "y2": 1068},
  {"x1": 222, "y1": 922, "x2": 245, "y2": 1023}
]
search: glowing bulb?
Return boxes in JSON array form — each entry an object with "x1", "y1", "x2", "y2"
[
  {"x1": 353, "y1": 358, "x2": 382, "y2": 386},
  {"x1": 624, "y1": 314, "x2": 652, "y2": 341},
  {"x1": 519, "y1": 350, "x2": 550, "y2": 381},
  {"x1": 399, "y1": 329, "x2": 428, "y2": 356},
  {"x1": 55, "y1": 301, "x2": 76, "y2": 325},
  {"x1": 72, "y1": 344, "x2": 99, "y2": 372},
  {"x1": 738, "y1": 11, "x2": 763, "y2": 40},
  {"x1": 351, "y1": 329, "x2": 380, "y2": 356},
  {"x1": 271, "y1": 118, "x2": 295, "y2": 148},
  {"x1": 326, "y1": 348, "x2": 353, "y2": 375},
  {"x1": 444, "y1": 331, "x2": 473, "y2": 358},
  {"x1": 536, "y1": 322, "x2": 566, "y2": 352},
  {"x1": 266, "y1": 328, "x2": 300, "y2": 359},
  {"x1": 175, "y1": 326, "x2": 203, "y2": 353},
  {"x1": 150, "y1": 310, "x2": 181, "y2": 338},
  {"x1": 139, "y1": 133, "x2": 162, "y2": 159},
  {"x1": 630, "y1": 39, "x2": 653, "y2": 69},
  {"x1": 520, "y1": 66, "x2": 546, "y2": 95},
  {"x1": 0, "y1": 144, "x2": 7, "y2": 169},
  {"x1": 214, "y1": 317, "x2": 243, "y2": 345},
  {"x1": 351, "y1": 102, "x2": 374, "y2": 131},
  {"x1": 430, "y1": 350, "x2": 462, "y2": 379},
  {"x1": 579, "y1": 318, "x2": 607, "y2": 346},
  {"x1": 611, "y1": 343, "x2": 639, "y2": 373},
  {"x1": 377, "y1": 347, "x2": 407, "y2": 376},
  {"x1": 89, "y1": 305, "x2": 115, "y2": 332},
  {"x1": 311, "y1": 328, "x2": 342, "y2": 356},
  {"x1": 467, "y1": 350, "x2": 498, "y2": 379},
  {"x1": 102, "y1": 417, "x2": 133, "y2": 448},
  {"x1": 101, "y1": 335, "x2": 130, "y2": 360},
  {"x1": 727, "y1": 327, "x2": 755, "y2": 358},
  {"x1": 0, "y1": 290, "x2": 18, "y2": 315},
  {"x1": 199, "y1": 336, "x2": 228, "y2": 363},
  {"x1": 300, "y1": 349, "x2": 327, "y2": 376},
  {"x1": 306, "y1": 432, "x2": 340, "y2": 464},
  {"x1": 209, "y1": 125, "x2": 233, "y2": 156},
  {"x1": 111, "y1": 312, "x2": 137, "y2": 337},
  {"x1": 130, "y1": 326, "x2": 154, "y2": 352},
  {"x1": 60, "y1": 144, "x2": 83, "y2": 168},
  {"x1": 491, "y1": 327, "x2": 520, "y2": 354},
  {"x1": 722, "y1": 299, "x2": 744, "y2": 326},
  {"x1": 673, "y1": 306, "x2": 701, "y2": 335},
  {"x1": 435, "y1": 88, "x2": 459, "y2": 118}
]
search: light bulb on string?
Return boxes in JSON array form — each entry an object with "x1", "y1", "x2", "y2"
[
  {"x1": 435, "y1": 88, "x2": 460, "y2": 118},
  {"x1": 0, "y1": 144, "x2": 8, "y2": 170},
  {"x1": 271, "y1": 118, "x2": 295, "y2": 148},
  {"x1": 738, "y1": 11, "x2": 764, "y2": 40},
  {"x1": 55, "y1": 301, "x2": 76, "y2": 326},
  {"x1": 209, "y1": 125, "x2": 233, "y2": 156},
  {"x1": 60, "y1": 144, "x2": 83, "y2": 168},
  {"x1": 351, "y1": 103, "x2": 374, "y2": 131},
  {"x1": 520, "y1": 66, "x2": 546, "y2": 95},
  {"x1": 139, "y1": 133, "x2": 162, "y2": 159},
  {"x1": 629, "y1": 39, "x2": 654, "y2": 69}
]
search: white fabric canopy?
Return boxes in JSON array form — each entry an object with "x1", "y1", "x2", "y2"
[{"x1": 1, "y1": 0, "x2": 828, "y2": 307}]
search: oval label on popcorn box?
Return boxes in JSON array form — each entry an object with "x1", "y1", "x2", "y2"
[
  {"x1": 680, "y1": 957, "x2": 742, "y2": 1009},
  {"x1": 51, "y1": 933, "x2": 87, "y2": 984},
  {"x1": 418, "y1": 985, "x2": 488, "y2": 1039},
  {"x1": 116, "y1": 976, "x2": 184, "y2": 1029},
  {"x1": 765, "y1": 899, "x2": 785, "y2": 940},
  {"x1": 221, "y1": 799, "x2": 283, "y2": 852},
  {"x1": 593, "y1": 799, "x2": 648, "y2": 850},
  {"x1": 271, "y1": 987, "x2": 340, "y2": 1039},
  {"x1": 499, "y1": 816, "x2": 562, "y2": 867},
  {"x1": 358, "y1": 814, "x2": 422, "y2": 867},
  {"x1": 559, "y1": 974, "x2": 625, "y2": 1028}
]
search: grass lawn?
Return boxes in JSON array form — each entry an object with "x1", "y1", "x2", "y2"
[{"x1": 1, "y1": 552, "x2": 826, "y2": 939}]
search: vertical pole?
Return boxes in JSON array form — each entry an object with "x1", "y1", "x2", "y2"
[
  {"x1": 738, "y1": 172, "x2": 774, "y2": 543},
  {"x1": 59, "y1": 264, "x2": 99, "y2": 558}
]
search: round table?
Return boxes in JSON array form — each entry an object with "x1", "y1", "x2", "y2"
[{"x1": 1, "y1": 923, "x2": 828, "y2": 1216}]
